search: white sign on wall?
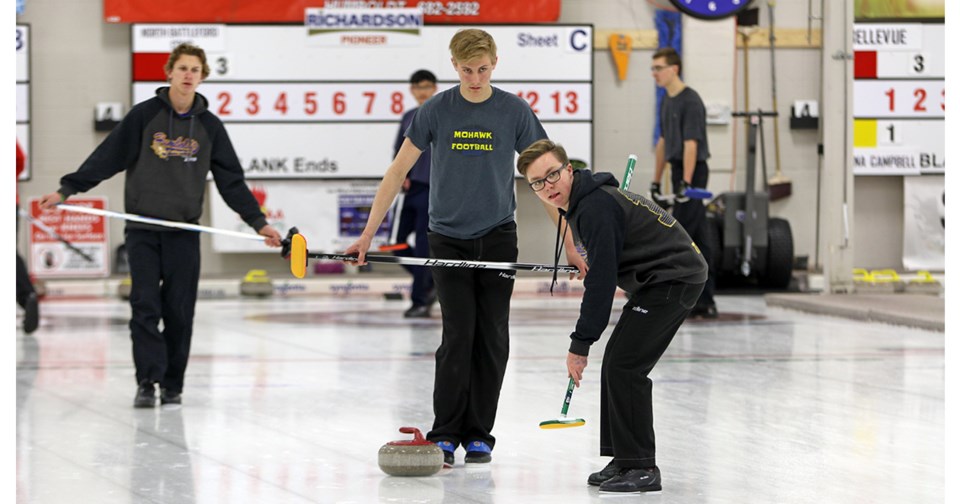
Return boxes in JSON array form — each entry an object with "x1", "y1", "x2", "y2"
[
  {"x1": 853, "y1": 22, "x2": 944, "y2": 176},
  {"x1": 902, "y1": 175, "x2": 944, "y2": 270},
  {"x1": 207, "y1": 180, "x2": 391, "y2": 254}
]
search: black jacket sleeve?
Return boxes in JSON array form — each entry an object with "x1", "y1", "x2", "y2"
[
  {"x1": 568, "y1": 194, "x2": 625, "y2": 356},
  {"x1": 59, "y1": 106, "x2": 145, "y2": 197},
  {"x1": 207, "y1": 119, "x2": 268, "y2": 232}
]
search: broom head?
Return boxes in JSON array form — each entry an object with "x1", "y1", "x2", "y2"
[{"x1": 539, "y1": 417, "x2": 586, "y2": 429}]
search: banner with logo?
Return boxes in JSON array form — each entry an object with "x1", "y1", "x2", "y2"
[
  {"x1": 902, "y1": 175, "x2": 944, "y2": 270},
  {"x1": 208, "y1": 180, "x2": 394, "y2": 253},
  {"x1": 28, "y1": 197, "x2": 111, "y2": 277},
  {"x1": 305, "y1": 8, "x2": 423, "y2": 46},
  {"x1": 106, "y1": 0, "x2": 561, "y2": 24}
]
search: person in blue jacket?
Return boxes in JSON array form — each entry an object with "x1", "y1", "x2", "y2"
[{"x1": 392, "y1": 69, "x2": 438, "y2": 318}]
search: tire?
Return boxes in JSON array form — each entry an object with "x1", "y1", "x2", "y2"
[{"x1": 761, "y1": 217, "x2": 793, "y2": 289}]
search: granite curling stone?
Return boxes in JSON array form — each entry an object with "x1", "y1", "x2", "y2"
[{"x1": 378, "y1": 427, "x2": 443, "y2": 477}]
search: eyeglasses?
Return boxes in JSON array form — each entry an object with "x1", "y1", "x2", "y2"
[
  {"x1": 528, "y1": 165, "x2": 566, "y2": 192},
  {"x1": 650, "y1": 65, "x2": 670, "y2": 72}
]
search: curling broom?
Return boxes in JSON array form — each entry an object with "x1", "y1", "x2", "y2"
[
  {"x1": 285, "y1": 229, "x2": 580, "y2": 279},
  {"x1": 539, "y1": 377, "x2": 586, "y2": 429}
]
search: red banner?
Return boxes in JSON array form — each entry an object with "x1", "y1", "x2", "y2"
[
  {"x1": 28, "y1": 197, "x2": 111, "y2": 278},
  {"x1": 105, "y1": 0, "x2": 560, "y2": 24}
]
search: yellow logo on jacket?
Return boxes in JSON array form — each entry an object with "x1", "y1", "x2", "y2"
[{"x1": 151, "y1": 132, "x2": 199, "y2": 161}]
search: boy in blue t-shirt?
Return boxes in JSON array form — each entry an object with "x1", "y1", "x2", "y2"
[{"x1": 345, "y1": 29, "x2": 587, "y2": 467}]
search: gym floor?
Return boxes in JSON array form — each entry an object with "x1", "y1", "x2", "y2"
[{"x1": 16, "y1": 292, "x2": 944, "y2": 503}]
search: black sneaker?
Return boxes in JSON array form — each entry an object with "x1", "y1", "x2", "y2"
[
  {"x1": 160, "y1": 389, "x2": 182, "y2": 405},
  {"x1": 23, "y1": 292, "x2": 39, "y2": 334},
  {"x1": 464, "y1": 441, "x2": 492, "y2": 464},
  {"x1": 403, "y1": 305, "x2": 431, "y2": 318},
  {"x1": 134, "y1": 382, "x2": 157, "y2": 408},
  {"x1": 437, "y1": 441, "x2": 455, "y2": 467},
  {"x1": 587, "y1": 459, "x2": 620, "y2": 486},
  {"x1": 598, "y1": 466, "x2": 662, "y2": 493}
]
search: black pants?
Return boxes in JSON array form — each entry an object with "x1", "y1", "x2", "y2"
[
  {"x1": 16, "y1": 254, "x2": 35, "y2": 307},
  {"x1": 426, "y1": 221, "x2": 517, "y2": 449},
  {"x1": 670, "y1": 159, "x2": 715, "y2": 307},
  {"x1": 125, "y1": 229, "x2": 201, "y2": 393},
  {"x1": 600, "y1": 281, "x2": 703, "y2": 468},
  {"x1": 394, "y1": 182, "x2": 434, "y2": 306}
]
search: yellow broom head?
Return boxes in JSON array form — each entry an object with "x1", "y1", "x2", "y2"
[
  {"x1": 539, "y1": 418, "x2": 586, "y2": 429},
  {"x1": 290, "y1": 233, "x2": 308, "y2": 279}
]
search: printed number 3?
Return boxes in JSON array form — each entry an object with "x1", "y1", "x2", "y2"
[{"x1": 216, "y1": 57, "x2": 228, "y2": 76}]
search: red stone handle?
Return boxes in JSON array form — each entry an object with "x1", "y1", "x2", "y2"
[{"x1": 388, "y1": 427, "x2": 433, "y2": 446}]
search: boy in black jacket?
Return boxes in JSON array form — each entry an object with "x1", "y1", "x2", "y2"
[
  {"x1": 39, "y1": 43, "x2": 282, "y2": 408},
  {"x1": 517, "y1": 139, "x2": 706, "y2": 494}
]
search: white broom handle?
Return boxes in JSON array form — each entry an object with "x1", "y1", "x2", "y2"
[{"x1": 56, "y1": 204, "x2": 266, "y2": 241}]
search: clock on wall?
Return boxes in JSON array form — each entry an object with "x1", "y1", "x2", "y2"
[{"x1": 668, "y1": 0, "x2": 754, "y2": 20}]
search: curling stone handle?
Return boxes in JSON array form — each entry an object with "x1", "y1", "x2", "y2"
[{"x1": 399, "y1": 426, "x2": 426, "y2": 442}]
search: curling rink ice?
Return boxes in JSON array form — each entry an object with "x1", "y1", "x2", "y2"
[{"x1": 16, "y1": 292, "x2": 944, "y2": 503}]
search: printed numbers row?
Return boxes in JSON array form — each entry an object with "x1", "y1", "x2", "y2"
[
  {"x1": 419, "y1": 1, "x2": 481, "y2": 16},
  {"x1": 133, "y1": 83, "x2": 592, "y2": 121},
  {"x1": 854, "y1": 81, "x2": 944, "y2": 118}
]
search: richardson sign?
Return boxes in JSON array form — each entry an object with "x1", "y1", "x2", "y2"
[{"x1": 105, "y1": 0, "x2": 561, "y2": 24}]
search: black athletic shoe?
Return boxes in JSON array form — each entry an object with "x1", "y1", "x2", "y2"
[
  {"x1": 23, "y1": 292, "x2": 39, "y2": 334},
  {"x1": 160, "y1": 389, "x2": 182, "y2": 405},
  {"x1": 598, "y1": 466, "x2": 662, "y2": 493},
  {"x1": 437, "y1": 441, "x2": 456, "y2": 467},
  {"x1": 464, "y1": 441, "x2": 492, "y2": 464},
  {"x1": 403, "y1": 305, "x2": 431, "y2": 318},
  {"x1": 587, "y1": 459, "x2": 620, "y2": 486},
  {"x1": 134, "y1": 382, "x2": 157, "y2": 408}
]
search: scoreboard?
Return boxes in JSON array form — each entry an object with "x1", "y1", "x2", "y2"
[
  {"x1": 16, "y1": 24, "x2": 30, "y2": 178},
  {"x1": 130, "y1": 22, "x2": 593, "y2": 253},
  {"x1": 131, "y1": 23, "x2": 593, "y2": 179},
  {"x1": 852, "y1": 22, "x2": 944, "y2": 175}
]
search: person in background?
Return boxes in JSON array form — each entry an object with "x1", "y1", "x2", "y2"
[
  {"x1": 649, "y1": 47, "x2": 717, "y2": 318},
  {"x1": 38, "y1": 43, "x2": 282, "y2": 408},
  {"x1": 392, "y1": 69, "x2": 438, "y2": 318},
  {"x1": 16, "y1": 141, "x2": 40, "y2": 334}
]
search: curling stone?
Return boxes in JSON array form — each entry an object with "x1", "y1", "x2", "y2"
[
  {"x1": 378, "y1": 427, "x2": 443, "y2": 477},
  {"x1": 117, "y1": 276, "x2": 132, "y2": 300},
  {"x1": 240, "y1": 269, "x2": 274, "y2": 298}
]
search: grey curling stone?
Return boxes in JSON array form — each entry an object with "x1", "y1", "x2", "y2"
[{"x1": 378, "y1": 427, "x2": 443, "y2": 477}]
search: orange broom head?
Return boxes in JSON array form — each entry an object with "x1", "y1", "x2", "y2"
[
  {"x1": 539, "y1": 418, "x2": 586, "y2": 429},
  {"x1": 290, "y1": 233, "x2": 308, "y2": 279}
]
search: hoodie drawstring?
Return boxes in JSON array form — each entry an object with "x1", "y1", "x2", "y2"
[{"x1": 551, "y1": 215, "x2": 569, "y2": 295}]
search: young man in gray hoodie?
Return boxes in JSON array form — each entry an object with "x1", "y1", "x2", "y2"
[
  {"x1": 518, "y1": 139, "x2": 706, "y2": 494},
  {"x1": 39, "y1": 43, "x2": 282, "y2": 408}
]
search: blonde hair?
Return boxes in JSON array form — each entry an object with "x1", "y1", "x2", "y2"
[
  {"x1": 517, "y1": 139, "x2": 569, "y2": 176},
  {"x1": 165, "y1": 43, "x2": 211, "y2": 79},
  {"x1": 449, "y1": 29, "x2": 497, "y2": 63}
]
